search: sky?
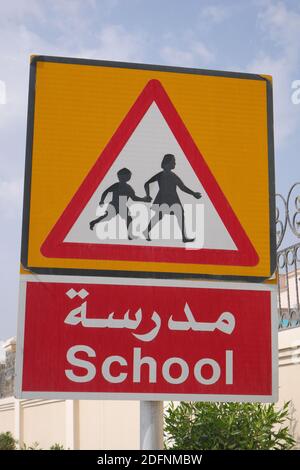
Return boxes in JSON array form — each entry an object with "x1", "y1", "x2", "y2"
[{"x1": 0, "y1": 0, "x2": 300, "y2": 342}]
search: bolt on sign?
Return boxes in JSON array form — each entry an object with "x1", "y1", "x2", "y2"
[
  {"x1": 15, "y1": 275, "x2": 277, "y2": 401},
  {"x1": 21, "y1": 55, "x2": 275, "y2": 281}
]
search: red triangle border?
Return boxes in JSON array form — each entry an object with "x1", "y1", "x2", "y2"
[{"x1": 41, "y1": 79, "x2": 259, "y2": 267}]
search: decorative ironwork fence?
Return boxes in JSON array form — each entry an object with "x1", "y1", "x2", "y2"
[{"x1": 276, "y1": 183, "x2": 300, "y2": 330}]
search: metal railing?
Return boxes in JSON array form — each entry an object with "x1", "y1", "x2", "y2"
[{"x1": 276, "y1": 183, "x2": 300, "y2": 330}]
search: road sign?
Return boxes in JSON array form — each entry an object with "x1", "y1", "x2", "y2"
[
  {"x1": 21, "y1": 56, "x2": 275, "y2": 280},
  {"x1": 41, "y1": 79, "x2": 258, "y2": 267},
  {"x1": 15, "y1": 275, "x2": 277, "y2": 401}
]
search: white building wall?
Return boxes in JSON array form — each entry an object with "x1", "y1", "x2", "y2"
[
  {"x1": 22, "y1": 400, "x2": 66, "y2": 449},
  {"x1": 77, "y1": 400, "x2": 139, "y2": 450},
  {"x1": 0, "y1": 397, "x2": 140, "y2": 449},
  {"x1": 0, "y1": 398, "x2": 14, "y2": 435},
  {"x1": 278, "y1": 327, "x2": 300, "y2": 447}
]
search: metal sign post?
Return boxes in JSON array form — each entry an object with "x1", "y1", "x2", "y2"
[{"x1": 140, "y1": 401, "x2": 163, "y2": 450}]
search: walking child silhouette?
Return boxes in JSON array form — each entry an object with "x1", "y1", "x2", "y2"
[
  {"x1": 143, "y1": 154, "x2": 202, "y2": 243},
  {"x1": 89, "y1": 168, "x2": 150, "y2": 239}
]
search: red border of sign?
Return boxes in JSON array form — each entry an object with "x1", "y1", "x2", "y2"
[{"x1": 41, "y1": 79, "x2": 259, "y2": 266}]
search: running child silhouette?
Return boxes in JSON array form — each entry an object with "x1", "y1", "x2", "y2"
[
  {"x1": 89, "y1": 167, "x2": 150, "y2": 239},
  {"x1": 143, "y1": 154, "x2": 202, "y2": 243}
]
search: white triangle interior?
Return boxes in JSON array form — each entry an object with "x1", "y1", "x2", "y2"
[{"x1": 64, "y1": 103, "x2": 237, "y2": 250}]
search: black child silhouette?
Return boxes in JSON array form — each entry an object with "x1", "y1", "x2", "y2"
[
  {"x1": 89, "y1": 168, "x2": 150, "y2": 239},
  {"x1": 143, "y1": 154, "x2": 202, "y2": 243}
]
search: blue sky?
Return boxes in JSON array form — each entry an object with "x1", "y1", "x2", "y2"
[{"x1": 0, "y1": 0, "x2": 300, "y2": 340}]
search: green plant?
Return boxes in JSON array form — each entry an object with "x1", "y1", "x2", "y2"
[
  {"x1": 0, "y1": 431, "x2": 17, "y2": 450},
  {"x1": 21, "y1": 441, "x2": 42, "y2": 450},
  {"x1": 164, "y1": 401, "x2": 296, "y2": 450},
  {"x1": 50, "y1": 443, "x2": 64, "y2": 450}
]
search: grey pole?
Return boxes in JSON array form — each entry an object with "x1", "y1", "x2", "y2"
[{"x1": 140, "y1": 401, "x2": 164, "y2": 450}]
